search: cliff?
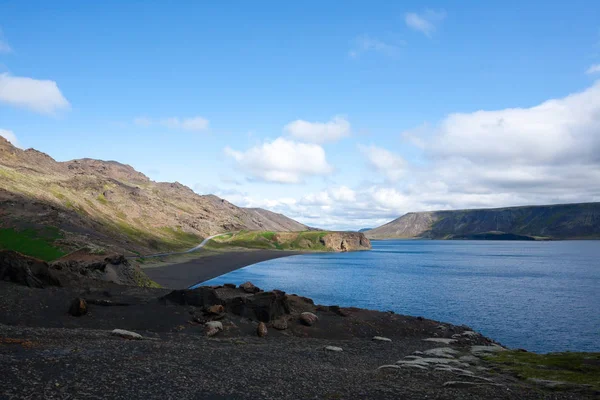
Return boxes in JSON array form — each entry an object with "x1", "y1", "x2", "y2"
[{"x1": 366, "y1": 202, "x2": 600, "y2": 240}]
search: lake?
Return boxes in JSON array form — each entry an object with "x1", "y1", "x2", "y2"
[{"x1": 199, "y1": 240, "x2": 600, "y2": 353}]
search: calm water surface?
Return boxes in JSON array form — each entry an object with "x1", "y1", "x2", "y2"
[{"x1": 200, "y1": 240, "x2": 600, "y2": 353}]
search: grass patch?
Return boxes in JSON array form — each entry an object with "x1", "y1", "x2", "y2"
[
  {"x1": 486, "y1": 351, "x2": 600, "y2": 390},
  {"x1": 214, "y1": 230, "x2": 332, "y2": 251},
  {"x1": 0, "y1": 227, "x2": 66, "y2": 261},
  {"x1": 96, "y1": 193, "x2": 108, "y2": 205}
]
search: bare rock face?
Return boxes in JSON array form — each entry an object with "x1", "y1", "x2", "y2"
[
  {"x1": 320, "y1": 232, "x2": 371, "y2": 252},
  {"x1": 0, "y1": 251, "x2": 61, "y2": 288},
  {"x1": 240, "y1": 281, "x2": 260, "y2": 293}
]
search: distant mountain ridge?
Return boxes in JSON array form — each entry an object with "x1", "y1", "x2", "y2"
[
  {"x1": 0, "y1": 136, "x2": 308, "y2": 257},
  {"x1": 366, "y1": 203, "x2": 600, "y2": 240}
]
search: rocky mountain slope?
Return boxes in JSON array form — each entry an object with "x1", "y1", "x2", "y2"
[
  {"x1": 366, "y1": 203, "x2": 600, "y2": 240},
  {"x1": 0, "y1": 137, "x2": 308, "y2": 257}
]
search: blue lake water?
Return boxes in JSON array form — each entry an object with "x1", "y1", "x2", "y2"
[{"x1": 200, "y1": 240, "x2": 600, "y2": 353}]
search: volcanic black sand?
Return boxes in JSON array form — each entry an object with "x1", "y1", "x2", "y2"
[{"x1": 142, "y1": 250, "x2": 302, "y2": 289}]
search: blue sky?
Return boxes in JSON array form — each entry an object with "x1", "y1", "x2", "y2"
[{"x1": 1, "y1": 1, "x2": 600, "y2": 229}]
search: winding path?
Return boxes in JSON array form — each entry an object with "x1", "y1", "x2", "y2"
[{"x1": 127, "y1": 233, "x2": 229, "y2": 259}]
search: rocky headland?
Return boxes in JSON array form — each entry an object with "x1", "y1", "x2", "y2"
[{"x1": 0, "y1": 250, "x2": 597, "y2": 399}]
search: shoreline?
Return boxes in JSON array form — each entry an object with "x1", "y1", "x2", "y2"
[{"x1": 142, "y1": 250, "x2": 302, "y2": 289}]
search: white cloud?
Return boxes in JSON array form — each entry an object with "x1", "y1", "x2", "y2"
[
  {"x1": 224, "y1": 137, "x2": 333, "y2": 184},
  {"x1": 133, "y1": 116, "x2": 209, "y2": 131},
  {"x1": 0, "y1": 73, "x2": 70, "y2": 115},
  {"x1": 0, "y1": 129, "x2": 21, "y2": 148},
  {"x1": 284, "y1": 116, "x2": 350, "y2": 144},
  {"x1": 586, "y1": 64, "x2": 600, "y2": 74},
  {"x1": 405, "y1": 10, "x2": 446, "y2": 37},
  {"x1": 359, "y1": 144, "x2": 407, "y2": 182},
  {"x1": 223, "y1": 81, "x2": 600, "y2": 230},
  {"x1": 349, "y1": 35, "x2": 403, "y2": 58}
]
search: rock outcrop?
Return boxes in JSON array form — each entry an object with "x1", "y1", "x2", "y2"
[
  {"x1": 320, "y1": 232, "x2": 371, "y2": 251},
  {"x1": 0, "y1": 250, "x2": 60, "y2": 288}
]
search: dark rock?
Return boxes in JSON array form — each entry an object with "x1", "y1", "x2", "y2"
[
  {"x1": 329, "y1": 305, "x2": 350, "y2": 317},
  {"x1": 69, "y1": 297, "x2": 87, "y2": 316},
  {"x1": 0, "y1": 250, "x2": 61, "y2": 288},
  {"x1": 223, "y1": 283, "x2": 236, "y2": 289},
  {"x1": 160, "y1": 287, "x2": 221, "y2": 307},
  {"x1": 257, "y1": 322, "x2": 268, "y2": 337},
  {"x1": 225, "y1": 291, "x2": 290, "y2": 323},
  {"x1": 272, "y1": 318, "x2": 288, "y2": 330},
  {"x1": 299, "y1": 312, "x2": 318, "y2": 326},
  {"x1": 240, "y1": 281, "x2": 260, "y2": 293}
]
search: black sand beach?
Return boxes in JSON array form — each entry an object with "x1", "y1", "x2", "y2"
[{"x1": 143, "y1": 250, "x2": 302, "y2": 289}]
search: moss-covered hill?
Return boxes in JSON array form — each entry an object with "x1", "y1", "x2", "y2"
[{"x1": 209, "y1": 230, "x2": 371, "y2": 252}]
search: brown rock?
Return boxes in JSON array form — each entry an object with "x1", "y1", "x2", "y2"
[
  {"x1": 257, "y1": 322, "x2": 268, "y2": 337},
  {"x1": 272, "y1": 318, "x2": 288, "y2": 330},
  {"x1": 240, "y1": 281, "x2": 260, "y2": 293},
  {"x1": 69, "y1": 297, "x2": 87, "y2": 316},
  {"x1": 299, "y1": 312, "x2": 318, "y2": 326},
  {"x1": 206, "y1": 304, "x2": 225, "y2": 315}
]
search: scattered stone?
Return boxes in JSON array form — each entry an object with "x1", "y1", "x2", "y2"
[
  {"x1": 413, "y1": 351, "x2": 424, "y2": 356},
  {"x1": 299, "y1": 312, "x2": 318, "y2": 326},
  {"x1": 443, "y1": 381, "x2": 503, "y2": 389},
  {"x1": 470, "y1": 345, "x2": 506, "y2": 356},
  {"x1": 461, "y1": 330, "x2": 478, "y2": 337},
  {"x1": 400, "y1": 364, "x2": 428, "y2": 370},
  {"x1": 111, "y1": 329, "x2": 143, "y2": 340},
  {"x1": 397, "y1": 358, "x2": 467, "y2": 367},
  {"x1": 324, "y1": 346, "x2": 343, "y2": 352},
  {"x1": 403, "y1": 355, "x2": 423, "y2": 360},
  {"x1": 423, "y1": 347, "x2": 459, "y2": 358},
  {"x1": 436, "y1": 325, "x2": 446, "y2": 330},
  {"x1": 257, "y1": 322, "x2": 268, "y2": 337},
  {"x1": 68, "y1": 297, "x2": 87, "y2": 317},
  {"x1": 423, "y1": 338, "x2": 458, "y2": 344},
  {"x1": 240, "y1": 281, "x2": 260, "y2": 293},
  {"x1": 272, "y1": 318, "x2": 288, "y2": 330},
  {"x1": 434, "y1": 366, "x2": 474, "y2": 376},
  {"x1": 459, "y1": 355, "x2": 480, "y2": 364},
  {"x1": 373, "y1": 336, "x2": 392, "y2": 342},
  {"x1": 205, "y1": 321, "x2": 223, "y2": 337},
  {"x1": 377, "y1": 364, "x2": 401, "y2": 371},
  {"x1": 206, "y1": 304, "x2": 225, "y2": 315}
]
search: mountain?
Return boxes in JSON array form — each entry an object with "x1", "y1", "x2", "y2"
[
  {"x1": 366, "y1": 203, "x2": 600, "y2": 240},
  {"x1": 358, "y1": 228, "x2": 372, "y2": 233},
  {"x1": 0, "y1": 137, "x2": 308, "y2": 258}
]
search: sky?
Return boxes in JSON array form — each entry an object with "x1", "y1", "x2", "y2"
[{"x1": 1, "y1": 1, "x2": 600, "y2": 230}]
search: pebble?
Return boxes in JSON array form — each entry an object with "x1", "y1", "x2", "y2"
[
  {"x1": 372, "y1": 336, "x2": 392, "y2": 342},
  {"x1": 377, "y1": 364, "x2": 401, "y2": 370},
  {"x1": 423, "y1": 338, "x2": 458, "y2": 344},
  {"x1": 324, "y1": 346, "x2": 343, "y2": 352},
  {"x1": 111, "y1": 329, "x2": 142, "y2": 340}
]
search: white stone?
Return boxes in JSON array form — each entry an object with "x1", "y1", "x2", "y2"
[
  {"x1": 423, "y1": 347, "x2": 459, "y2": 358},
  {"x1": 205, "y1": 321, "x2": 223, "y2": 331},
  {"x1": 400, "y1": 364, "x2": 428, "y2": 370},
  {"x1": 423, "y1": 338, "x2": 458, "y2": 344},
  {"x1": 324, "y1": 346, "x2": 343, "y2": 352},
  {"x1": 111, "y1": 329, "x2": 143, "y2": 340},
  {"x1": 373, "y1": 336, "x2": 392, "y2": 342},
  {"x1": 377, "y1": 364, "x2": 401, "y2": 370}
]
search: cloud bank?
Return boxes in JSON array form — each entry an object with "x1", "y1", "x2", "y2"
[{"x1": 0, "y1": 73, "x2": 70, "y2": 114}]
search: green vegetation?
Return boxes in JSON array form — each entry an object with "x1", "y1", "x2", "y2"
[
  {"x1": 0, "y1": 227, "x2": 66, "y2": 261},
  {"x1": 486, "y1": 351, "x2": 600, "y2": 390},
  {"x1": 132, "y1": 268, "x2": 162, "y2": 288},
  {"x1": 210, "y1": 230, "x2": 331, "y2": 251},
  {"x1": 96, "y1": 193, "x2": 108, "y2": 205}
]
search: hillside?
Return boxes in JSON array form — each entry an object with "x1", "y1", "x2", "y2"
[
  {"x1": 366, "y1": 203, "x2": 600, "y2": 240},
  {"x1": 0, "y1": 137, "x2": 308, "y2": 259},
  {"x1": 210, "y1": 230, "x2": 371, "y2": 252}
]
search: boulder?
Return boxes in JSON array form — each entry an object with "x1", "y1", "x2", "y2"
[
  {"x1": 0, "y1": 250, "x2": 61, "y2": 288},
  {"x1": 206, "y1": 304, "x2": 225, "y2": 315},
  {"x1": 68, "y1": 297, "x2": 87, "y2": 317},
  {"x1": 299, "y1": 312, "x2": 318, "y2": 326},
  {"x1": 223, "y1": 283, "x2": 236, "y2": 289},
  {"x1": 226, "y1": 291, "x2": 290, "y2": 322},
  {"x1": 257, "y1": 322, "x2": 268, "y2": 337},
  {"x1": 205, "y1": 321, "x2": 223, "y2": 337},
  {"x1": 272, "y1": 318, "x2": 288, "y2": 330},
  {"x1": 160, "y1": 287, "x2": 221, "y2": 307},
  {"x1": 240, "y1": 281, "x2": 260, "y2": 293}
]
